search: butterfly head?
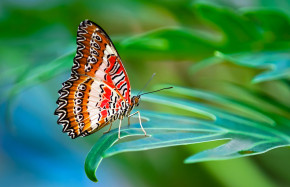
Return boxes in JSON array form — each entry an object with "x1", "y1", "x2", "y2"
[{"x1": 131, "y1": 95, "x2": 140, "y2": 107}]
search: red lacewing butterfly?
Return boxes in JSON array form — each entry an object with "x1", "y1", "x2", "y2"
[{"x1": 55, "y1": 20, "x2": 172, "y2": 139}]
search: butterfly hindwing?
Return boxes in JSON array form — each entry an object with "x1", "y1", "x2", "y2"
[{"x1": 55, "y1": 75, "x2": 126, "y2": 138}]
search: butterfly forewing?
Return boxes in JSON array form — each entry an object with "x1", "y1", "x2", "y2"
[
  {"x1": 72, "y1": 20, "x2": 131, "y2": 102},
  {"x1": 55, "y1": 20, "x2": 131, "y2": 138}
]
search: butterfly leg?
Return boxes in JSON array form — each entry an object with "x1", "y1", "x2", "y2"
[
  {"x1": 103, "y1": 122, "x2": 113, "y2": 134},
  {"x1": 128, "y1": 117, "x2": 131, "y2": 127},
  {"x1": 128, "y1": 111, "x2": 147, "y2": 136},
  {"x1": 118, "y1": 118, "x2": 123, "y2": 139}
]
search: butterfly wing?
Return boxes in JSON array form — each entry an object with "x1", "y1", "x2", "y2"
[
  {"x1": 72, "y1": 20, "x2": 131, "y2": 102},
  {"x1": 55, "y1": 20, "x2": 131, "y2": 138}
]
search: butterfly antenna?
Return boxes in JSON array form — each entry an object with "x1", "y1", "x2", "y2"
[
  {"x1": 137, "y1": 73, "x2": 156, "y2": 96},
  {"x1": 139, "y1": 87, "x2": 173, "y2": 96}
]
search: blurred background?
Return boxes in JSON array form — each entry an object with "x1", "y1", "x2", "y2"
[{"x1": 0, "y1": 0, "x2": 289, "y2": 186}]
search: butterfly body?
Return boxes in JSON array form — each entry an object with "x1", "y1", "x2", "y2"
[{"x1": 55, "y1": 20, "x2": 144, "y2": 139}]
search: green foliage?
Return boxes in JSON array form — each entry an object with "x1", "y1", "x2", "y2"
[
  {"x1": 214, "y1": 51, "x2": 290, "y2": 83},
  {"x1": 118, "y1": 4, "x2": 290, "y2": 59},
  {"x1": 2, "y1": 1, "x2": 289, "y2": 185},
  {"x1": 85, "y1": 86, "x2": 290, "y2": 181},
  {"x1": 2, "y1": 52, "x2": 75, "y2": 100},
  {"x1": 84, "y1": 5, "x2": 290, "y2": 182},
  {"x1": 5, "y1": 4, "x2": 289, "y2": 97}
]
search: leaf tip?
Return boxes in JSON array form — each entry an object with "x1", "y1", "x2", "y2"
[
  {"x1": 183, "y1": 157, "x2": 199, "y2": 164},
  {"x1": 85, "y1": 164, "x2": 99, "y2": 183},
  {"x1": 214, "y1": 51, "x2": 224, "y2": 58}
]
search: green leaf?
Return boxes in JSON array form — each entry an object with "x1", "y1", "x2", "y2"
[
  {"x1": 193, "y1": 3, "x2": 262, "y2": 47},
  {"x1": 162, "y1": 85, "x2": 276, "y2": 125},
  {"x1": 118, "y1": 27, "x2": 216, "y2": 61},
  {"x1": 2, "y1": 52, "x2": 74, "y2": 99},
  {"x1": 193, "y1": 4, "x2": 290, "y2": 50},
  {"x1": 189, "y1": 6, "x2": 290, "y2": 82},
  {"x1": 85, "y1": 88, "x2": 290, "y2": 182},
  {"x1": 190, "y1": 50, "x2": 290, "y2": 83},
  {"x1": 243, "y1": 9, "x2": 290, "y2": 42},
  {"x1": 215, "y1": 50, "x2": 290, "y2": 83},
  {"x1": 85, "y1": 130, "x2": 146, "y2": 182}
]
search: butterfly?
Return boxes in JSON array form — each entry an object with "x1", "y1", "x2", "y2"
[{"x1": 55, "y1": 20, "x2": 171, "y2": 139}]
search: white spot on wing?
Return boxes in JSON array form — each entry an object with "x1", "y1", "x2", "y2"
[{"x1": 106, "y1": 44, "x2": 114, "y2": 54}]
